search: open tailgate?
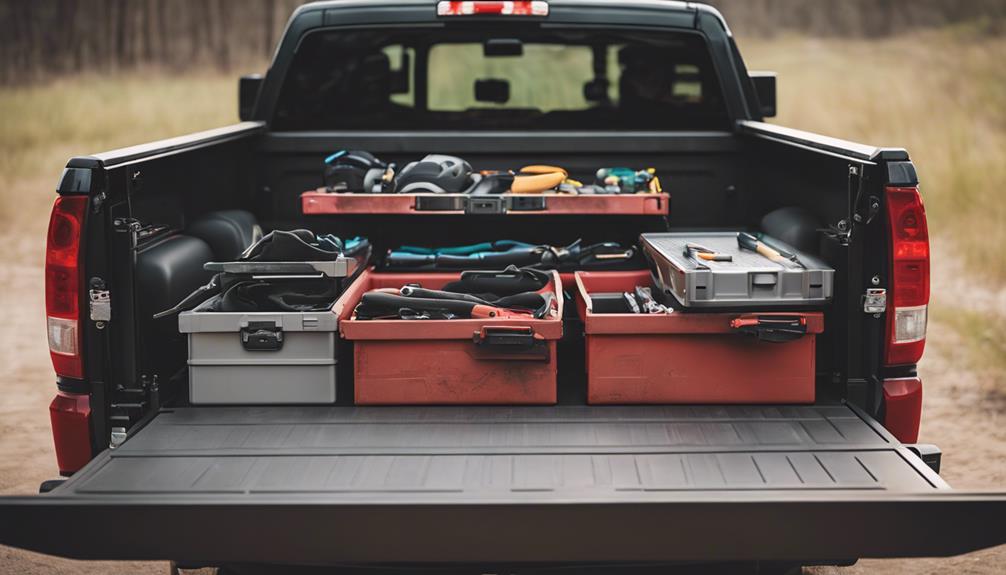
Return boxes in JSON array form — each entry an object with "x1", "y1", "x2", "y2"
[{"x1": 1, "y1": 404, "x2": 1004, "y2": 564}]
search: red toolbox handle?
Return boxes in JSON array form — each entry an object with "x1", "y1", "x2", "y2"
[
  {"x1": 472, "y1": 326, "x2": 550, "y2": 361},
  {"x1": 730, "y1": 315, "x2": 808, "y2": 343}
]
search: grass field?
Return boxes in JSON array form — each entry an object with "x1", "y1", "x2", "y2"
[
  {"x1": 739, "y1": 29, "x2": 1006, "y2": 387},
  {"x1": 0, "y1": 72, "x2": 241, "y2": 237},
  {"x1": 740, "y1": 28, "x2": 1006, "y2": 283}
]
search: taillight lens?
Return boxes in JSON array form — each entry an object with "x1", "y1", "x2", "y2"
[
  {"x1": 50, "y1": 391, "x2": 93, "y2": 474},
  {"x1": 45, "y1": 195, "x2": 87, "y2": 379},
  {"x1": 885, "y1": 186, "x2": 929, "y2": 365},
  {"x1": 437, "y1": 1, "x2": 549, "y2": 16},
  {"x1": 882, "y1": 377, "x2": 923, "y2": 443}
]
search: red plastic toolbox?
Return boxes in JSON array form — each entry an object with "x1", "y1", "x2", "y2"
[
  {"x1": 575, "y1": 271, "x2": 823, "y2": 405},
  {"x1": 302, "y1": 189, "x2": 669, "y2": 216},
  {"x1": 334, "y1": 269, "x2": 563, "y2": 405}
]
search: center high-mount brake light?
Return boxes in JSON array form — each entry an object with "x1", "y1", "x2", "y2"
[
  {"x1": 885, "y1": 185, "x2": 929, "y2": 366},
  {"x1": 437, "y1": 1, "x2": 549, "y2": 17},
  {"x1": 46, "y1": 194, "x2": 87, "y2": 380}
]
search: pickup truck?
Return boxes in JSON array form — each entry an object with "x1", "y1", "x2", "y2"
[{"x1": 2, "y1": 1, "x2": 1005, "y2": 573}]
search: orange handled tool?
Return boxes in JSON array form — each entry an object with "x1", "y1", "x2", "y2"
[{"x1": 470, "y1": 304, "x2": 535, "y2": 319}]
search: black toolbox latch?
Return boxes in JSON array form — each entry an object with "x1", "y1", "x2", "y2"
[
  {"x1": 472, "y1": 326, "x2": 549, "y2": 360},
  {"x1": 507, "y1": 195, "x2": 547, "y2": 212},
  {"x1": 241, "y1": 321, "x2": 284, "y2": 351},
  {"x1": 467, "y1": 196, "x2": 505, "y2": 215}
]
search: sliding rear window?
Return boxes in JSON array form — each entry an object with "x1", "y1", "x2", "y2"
[{"x1": 273, "y1": 28, "x2": 729, "y2": 131}]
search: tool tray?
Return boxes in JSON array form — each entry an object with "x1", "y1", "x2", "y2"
[
  {"x1": 641, "y1": 232, "x2": 834, "y2": 308},
  {"x1": 204, "y1": 257, "x2": 359, "y2": 278},
  {"x1": 302, "y1": 189, "x2": 669, "y2": 216},
  {"x1": 333, "y1": 268, "x2": 564, "y2": 405}
]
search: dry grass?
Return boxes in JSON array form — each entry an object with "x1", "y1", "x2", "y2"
[
  {"x1": 739, "y1": 28, "x2": 1006, "y2": 282},
  {"x1": 0, "y1": 71, "x2": 242, "y2": 237},
  {"x1": 740, "y1": 29, "x2": 1006, "y2": 383}
]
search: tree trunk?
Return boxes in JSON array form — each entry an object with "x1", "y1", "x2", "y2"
[
  {"x1": 115, "y1": 0, "x2": 129, "y2": 68},
  {"x1": 264, "y1": 0, "x2": 277, "y2": 57},
  {"x1": 141, "y1": 0, "x2": 154, "y2": 63}
]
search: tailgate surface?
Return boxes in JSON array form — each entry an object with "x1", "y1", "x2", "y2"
[
  {"x1": 70, "y1": 404, "x2": 941, "y2": 495},
  {"x1": 2, "y1": 404, "x2": 1004, "y2": 564}
]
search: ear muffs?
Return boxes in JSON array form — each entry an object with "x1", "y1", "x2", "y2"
[{"x1": 511, "y1": 165, "x2": 568, "y2": 194}]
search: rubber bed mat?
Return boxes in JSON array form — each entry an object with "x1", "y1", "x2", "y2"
[{"x1": 59, "y1": 404, "x2": 946, "y2": 496}]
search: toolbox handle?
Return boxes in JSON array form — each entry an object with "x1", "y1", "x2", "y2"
[
  {"x1": 730, "y1": 315, "x2": 807, "y2": 343},
  {"x1": 240, "y1": 321, "x2": 285, "y2": 352},
  {"x1": 472, "y1": 326, "x2": 549, "y2": 361}
]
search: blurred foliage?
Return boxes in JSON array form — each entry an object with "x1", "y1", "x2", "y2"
[
  {"x1": 740, "y1": 29, "x2": 1006, "y2": 282},
  {"x1": 711, "y1": 0, "x2": 1006, "y2": 38},
  {"x1": 1, "y1": 0, "x2": 1004, "y2": 84}
]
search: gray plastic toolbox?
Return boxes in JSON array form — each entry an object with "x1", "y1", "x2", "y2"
[
  {"x1": 179, "y1": 298, "x2": 338, "y2": 405},
  {"x1": 640, "y1": 232, "x2": 834, "y2": 308}
]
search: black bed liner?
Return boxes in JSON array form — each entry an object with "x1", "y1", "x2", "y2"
[{"x1": 1, "y1": 404, "x2": 1004, "y2": 564}]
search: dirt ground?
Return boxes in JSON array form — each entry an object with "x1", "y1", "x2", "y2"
[{"x1": 0, "y1": 227, "x2": 1003, "y2": 574}]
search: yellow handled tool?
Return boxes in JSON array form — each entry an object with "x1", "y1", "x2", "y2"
[{"x1": 737, "y1": 232, "x2": 787, "y2": 264}]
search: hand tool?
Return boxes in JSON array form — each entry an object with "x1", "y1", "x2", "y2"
[
  {"x1": 634, "y1": 286, "x2": 673, "y2": 314},
  {"x1": 683, "y1": 242, "x2": 733, "y2": 263},
  {"x1": 730, "y1": 315, "x2": 808, "y2": 343},
  {"x1": 398, "y1": 286, "x2": 550, "y2": 314},
  {"x1": 356, "y1": 292, "x2": 537, "y2": 320},
  {"x1": 755, "y1": 233, "x2": 807, "y2": 269},
  {"x1": 737, "y1": 232, "x2": 798, "y2": 267}
]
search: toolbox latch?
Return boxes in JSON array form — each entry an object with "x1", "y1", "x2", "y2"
[
  {"x1": 472, "y1": 326, "x2": 549, "y2": 360},
  {"x1": 241, "y1": 321, "x2": 284, "y2": 351},
  {"x1": 467, "y1": 196, "x2": 505, "y2": 215}
]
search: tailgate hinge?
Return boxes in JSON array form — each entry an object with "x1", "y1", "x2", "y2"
[
  {"x1": 113, "y1": 217, "x2": 170, "y2": 244},
  {"x1": 108, "y1": 374, "x2": 160, "y2": 448},
  {"x1": 863, "y1": 288, "x2": 886, "y2": 316},
  {"x1": 88, "y1": 277, "x2": 110, "y2": 326}
]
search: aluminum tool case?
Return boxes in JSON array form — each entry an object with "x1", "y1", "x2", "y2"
[
  {"x1": 179, "y1": 299, "x2": 339, "y2": 405},
  {"x1": 177, "y1": 258, "x2": 357, "y2": 405},
  {"x1": 641, "y1": 232, "x2": 834, "y2": 308}
]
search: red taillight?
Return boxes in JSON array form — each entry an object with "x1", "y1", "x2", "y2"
[
  {"x1": 885, "y1": 185, "x2": 929, "y2": 366},
  {"x1": 437, "y1": 1, "x2": 549, "y2": 17},
  {"x1": 50, "y1": 391, "x2": 93, "y2": 474},
  {"x1": 46, "y1": 195, "x2": 87, "y2": 379},
  {"x1": 882, "y1": 377, "x2": 923, "y2": 443}
]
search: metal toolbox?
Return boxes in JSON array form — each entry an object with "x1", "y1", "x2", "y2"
[
  {"x1": 640, "y1": 232, "x2": 834, "y2": 308},
  {"x1": 179, "y1": 297, "x2": 338, "y2": 405}
]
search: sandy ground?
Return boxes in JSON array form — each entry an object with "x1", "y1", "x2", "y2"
[{"x1": 0, "y1": 231, "x2": 1002, "y2": 574}]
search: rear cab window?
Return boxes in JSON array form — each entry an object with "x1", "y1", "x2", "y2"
[{"x1": 273, "y1": 27, "x2": 729, "y2": 131}]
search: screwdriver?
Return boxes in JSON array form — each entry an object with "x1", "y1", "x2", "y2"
[{"x1": 737, "y1": 232, "x2": 804, "y2": 268}]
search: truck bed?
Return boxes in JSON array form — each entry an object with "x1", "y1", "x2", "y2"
[{"x1": 4, "y1": 404, "x2": 1005, "y2": 564}]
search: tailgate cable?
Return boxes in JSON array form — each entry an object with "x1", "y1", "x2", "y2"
[{"x1": 823, "y1": 164, "x2": 880, "y2": 246}]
